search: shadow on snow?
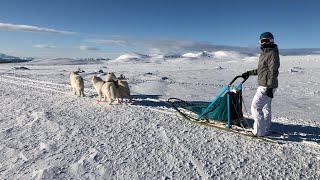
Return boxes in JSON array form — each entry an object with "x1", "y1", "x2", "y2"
[
  {"x1": 271, "y1": 121, "x2": 320, "y2": 144},
  {"x1": 130, "y1": 96, "x2": 320, "y2": 144},
  {"x1": 131, "y1": 94, "x2": 171, "y2": 108}
]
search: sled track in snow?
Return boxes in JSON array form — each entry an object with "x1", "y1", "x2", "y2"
[
  {"x1": 0, "y1": 74, "x2": 176, "y2": 112},
  {"x1": 0, "y1": 74, "x2": 70, "y2": 94},
  {"x1": 0, "y1": 74, "x2": 96, "y2": 95}
]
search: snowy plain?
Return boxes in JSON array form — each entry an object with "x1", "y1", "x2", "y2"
[{"x1": 0, "y1": 51, "x2": 319, "y2": 179}]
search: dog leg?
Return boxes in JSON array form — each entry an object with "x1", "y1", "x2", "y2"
[
  {"x1": 97, "y1": 92, "x2": 102, "y2": 101},
  {"x1": 80, "y1": 90, "x2": 85, "y2": 97},
  {"x1": 72, "y1": 88, "x2": 76, "y2": 95}
]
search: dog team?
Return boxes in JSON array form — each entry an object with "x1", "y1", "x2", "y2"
[{"x1": 70, "y1": 71, "x2": 131, "y2": 104}]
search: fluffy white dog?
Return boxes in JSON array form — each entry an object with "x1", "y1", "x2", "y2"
[
  {"x1": 105, "y1": 72, "x2": 117, "y2": 81},
  {"x1": 91, "y1": 76, "x2": 105, "y2": 101},
  {"x1": 70, "y1": 71, "x2": 84, "y2": 97},
  {"x1": 116, "y1": 75, "x2": 131, "y2": 102},
  {"x1": 92, "y1": 74, "x2": 120, "y2": 104},
  {"x1": 104, "y1": 73, "x2": 120, "y2": 104}
]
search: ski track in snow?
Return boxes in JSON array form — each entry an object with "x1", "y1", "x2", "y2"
[
  {"x1": 0, "y1": 58, "x2": 320, "y2": 179},
  {"x1": 0, "y1": 74, "x2": 97, "y2": 95},
  {"x1": 171, "y1": 132, "x2": 209, "y2": 180},
  {"x1": 0, "y1": 75, "x2": 70, "y2": 94}
]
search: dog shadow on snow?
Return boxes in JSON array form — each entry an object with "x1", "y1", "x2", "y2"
[{"x1": 131, "y1": 95, "x2": 171, "y2": 108}]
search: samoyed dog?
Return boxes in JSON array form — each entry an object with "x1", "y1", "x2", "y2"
[
  {"x1": 70, "y1": 71, "x2": 84, "y2": 96},
  {"x1": 105, "y1": 72, "x2": 117, "y2": 82},
  {"x1": 92, "y1": 74, "x2": 120, "y2": 104},
  {"x1": 104, "y1": 73, "x2": 120, "y2": 104},
  {"x1": 116, "y1": 74, "x2": 131, "y2": 102},
  {"x1": 91, "y1": 76, "x2": 105, "y2": 101}
]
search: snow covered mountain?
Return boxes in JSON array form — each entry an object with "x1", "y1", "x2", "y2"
[
  {"x1": 112, "y1": 51, "x2": 257, "y2": 63},
  {"x1": 0, "y1": 53, "x2": 33, "y2": 63},
  {"x1": 182, "y1": 51, "x2": 257, "y2": 60},
  {"x1": 182, "y1": 51, "x2": 213, "y2": 58},
  {"x1": 114, "y1": 53, "x2": 151, "y2": 62}
]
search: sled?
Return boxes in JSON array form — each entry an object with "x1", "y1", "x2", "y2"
[{"x1": 168, "y1": 75, "x2": 287, "y2": 143}]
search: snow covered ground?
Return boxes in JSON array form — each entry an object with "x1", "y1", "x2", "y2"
[{"x1": 0, "y1": 52, "x2": 319, "y2": 179}]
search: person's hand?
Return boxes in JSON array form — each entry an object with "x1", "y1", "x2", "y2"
[
  {"x1": 266, "y1": 88, "x2": 273, "y2": 98},
  {"x1": 241, "y1": 72, "x2": 250, "y2": 79}
]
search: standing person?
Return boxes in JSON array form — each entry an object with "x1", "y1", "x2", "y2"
[{"x1": 241, "y1": 32, "x2": 280, "y2": 137}]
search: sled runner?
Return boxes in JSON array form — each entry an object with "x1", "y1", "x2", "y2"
[{"x1": 168, "y1": 75, "x2": 288, "y2": 143}]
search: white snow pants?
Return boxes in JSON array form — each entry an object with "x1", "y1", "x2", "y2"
[{"x1": 251, "y1": 86, "x2": 276, "y2": 137}]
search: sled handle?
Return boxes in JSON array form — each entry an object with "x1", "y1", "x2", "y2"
[{"x1": 228, "y1": 75, "x2": 248, "y2": 86}]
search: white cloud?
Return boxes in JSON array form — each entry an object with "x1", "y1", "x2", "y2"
[
  {"x1": 86, "y1": 39, "x2": 131, "y2": 46},
  {"x1": 148, "y1": 48, "x2": 163, "y2": 54},
  {"x1": 33, "y1": 44, "x2": 57, "y2": 49},
  {"x1": 141, "y1": 39, "x2": 232, "y2": 51},
  {"x1": 78, "y1": 45, "x2": 99, "y2": 51},
  {"x1": 0, "y1": 22, "x2": 77, "y2": 35}
]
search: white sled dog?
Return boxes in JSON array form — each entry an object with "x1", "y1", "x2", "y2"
[
  {"x1": 116, "y1": 74, "x2": 131, "y2": 103},
  {"x1": 93, "y1": 74, "x2": 120, "y2": 104},
  {"x1": 91, "y1": 76, "x2": 105, "y2": 101},
  {"x1": 105, "y1": 72, "x2": 117, "y2": 81},
  {"x1": 104, "y1": 73, "x2": 120, "y2": 104},
  {"x1": 70, "y1": 71, "x2": 84, "y2": 96}
]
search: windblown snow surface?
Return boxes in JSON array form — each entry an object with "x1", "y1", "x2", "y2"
[{"x1": 0, "y1": 52, "x2": 319, "y2": 179}]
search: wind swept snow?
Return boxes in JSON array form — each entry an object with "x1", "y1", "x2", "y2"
[{"x1": 0, "y1": 53, "x2": 319, "y2": 179}]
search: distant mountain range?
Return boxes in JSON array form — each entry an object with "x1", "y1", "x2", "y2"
[
  {"x1": 112, "y1": 51, "x2": 258, "y2": 63},
  {"x1": 1, "y1": 47, "x2": 320, "y2": 64},
  {"x1": 181, "y1": 51, "x2": 256, "y2": 59},
  {"x1": 0, "y1": 53, "x2": 34, "y2": 63}
]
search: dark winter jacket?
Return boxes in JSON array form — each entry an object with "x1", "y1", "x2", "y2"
[{"x1": 248, "y1": 44, "x2": 280, "y2": 88}]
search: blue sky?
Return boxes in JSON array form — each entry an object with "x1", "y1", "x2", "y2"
[{"x1": 1, "y1": 0, "x2": 320, "y2": 58}]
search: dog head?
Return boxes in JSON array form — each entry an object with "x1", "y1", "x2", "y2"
[
  {"x1": 106, "y1": 72, "x2": 116, "y2": 82},
  {"x1": 92, "y1": 75, "x2": 103, "y2": 84},
  {"x1": 71, "y1": 71, "x2": 79, "y2": 74}
]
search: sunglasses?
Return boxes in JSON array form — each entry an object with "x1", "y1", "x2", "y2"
[{"x1": 260, "y1": 38, "x2": 274, "y2": 45}]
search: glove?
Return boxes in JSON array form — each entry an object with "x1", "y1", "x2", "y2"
[
  {"x1": 241, "y1": 72, "x2": 250, "y2": 79},
  {"x1": 266, "y1": 88, "x2": 273, "y2": 98}
]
